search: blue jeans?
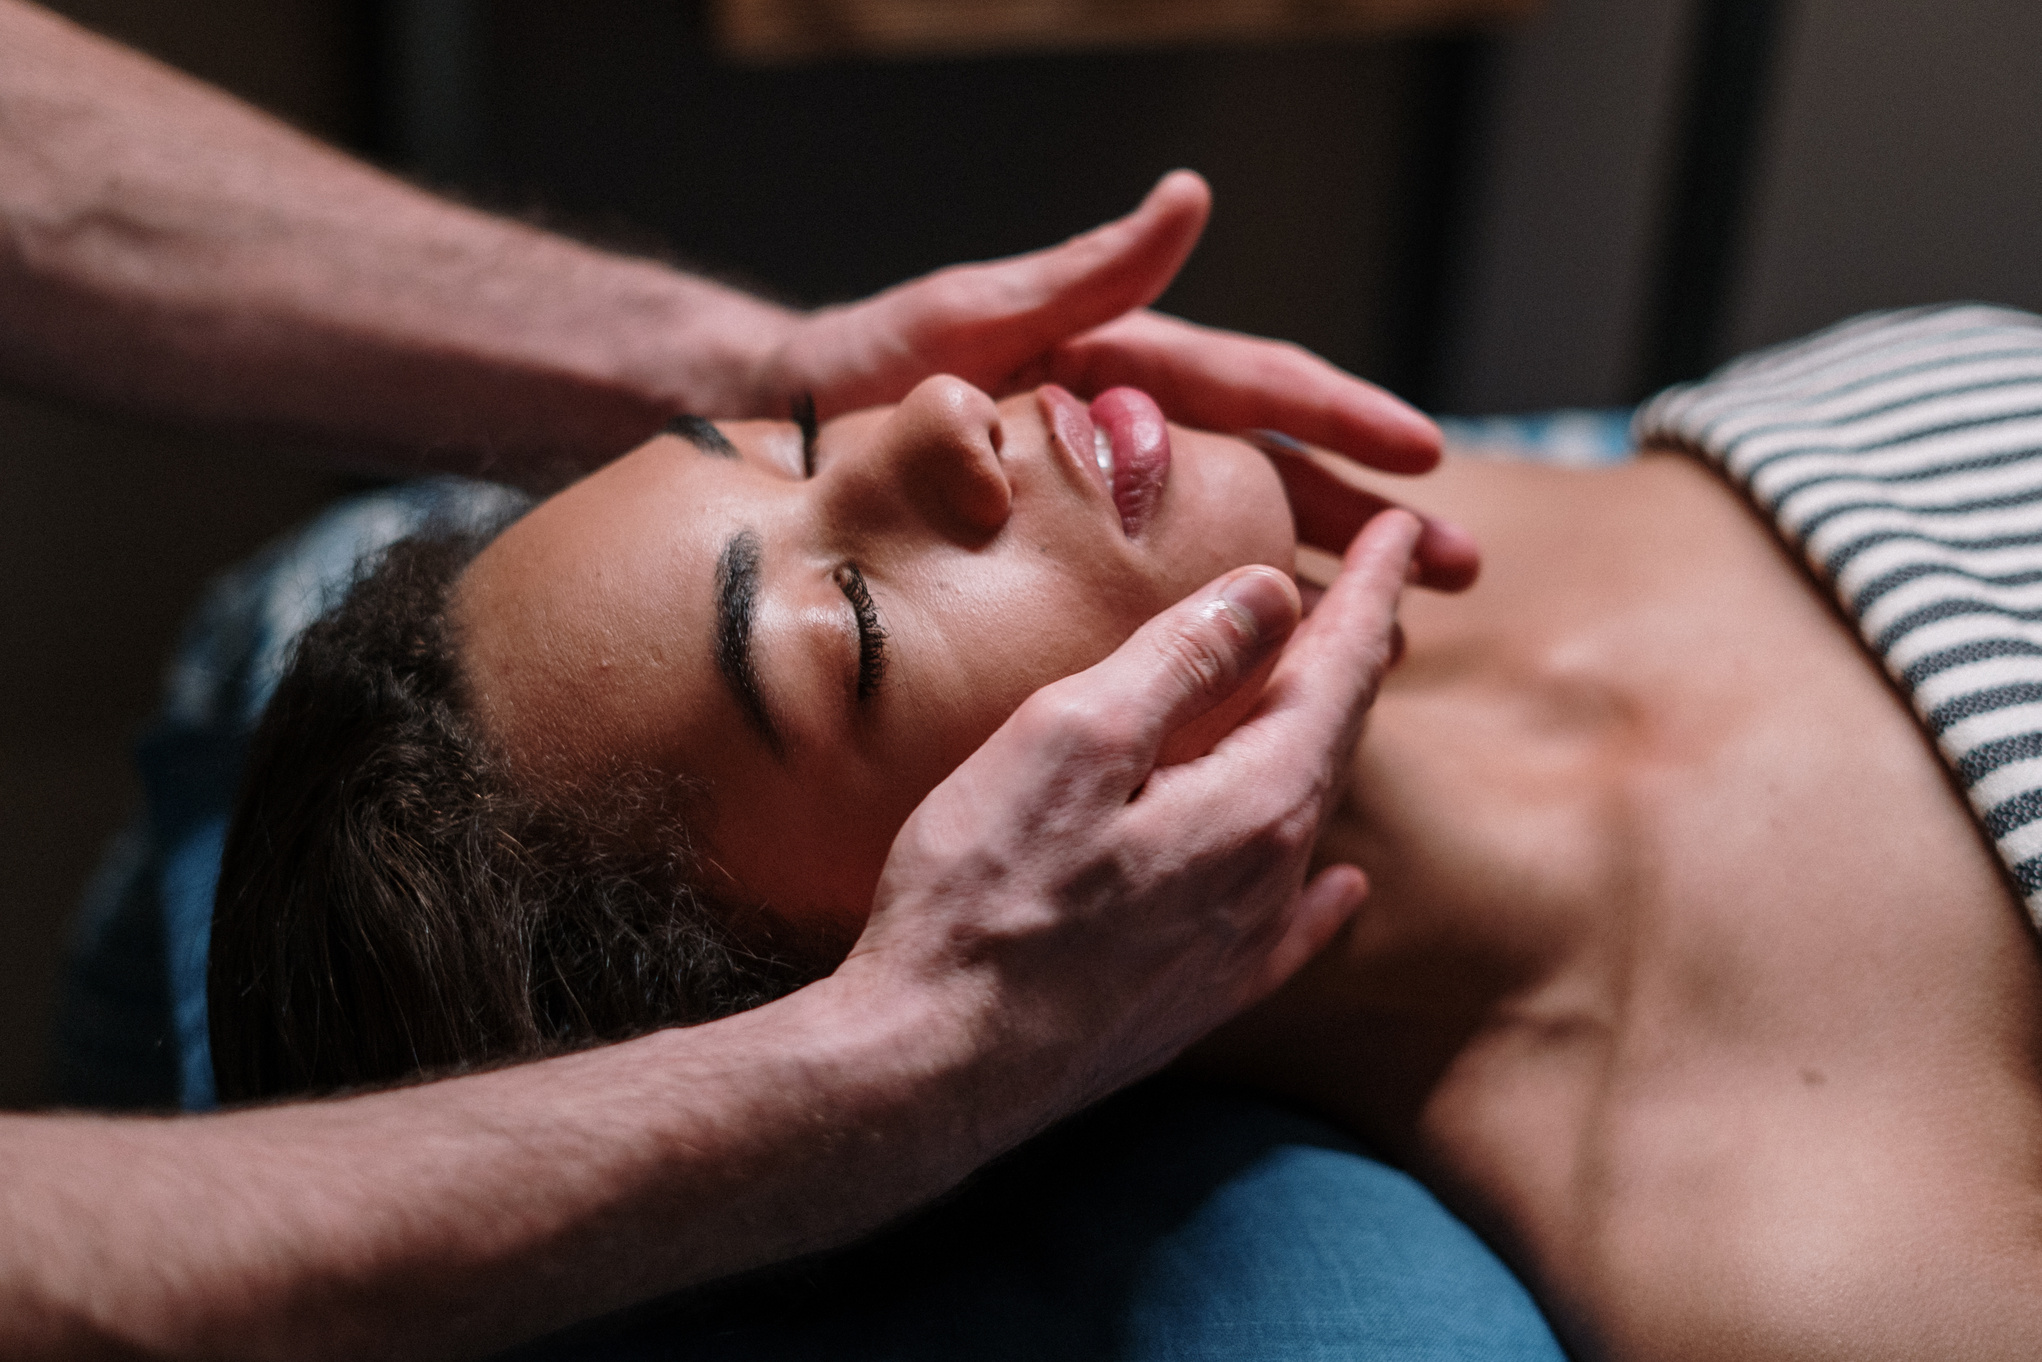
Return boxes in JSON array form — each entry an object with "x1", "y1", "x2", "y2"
[{"x1": 511, "y1": 1080, "x2": 1564, "y2": 1361}]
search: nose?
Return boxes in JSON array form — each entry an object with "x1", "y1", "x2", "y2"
[{"x1": 824, "y1": 376, "x2": 1012, "y2": 542}]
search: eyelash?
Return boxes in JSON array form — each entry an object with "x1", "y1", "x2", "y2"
[
  {"x1": 793, "y1": 391, "x2": 819, "y2": 477},
  {"x1": 833, "y1": 563, "x2": 887, "y2": 699}
]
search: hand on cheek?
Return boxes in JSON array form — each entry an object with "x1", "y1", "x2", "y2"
[{"x1": 845, "y1": 512, "x2": 1417, "y2": 1113}]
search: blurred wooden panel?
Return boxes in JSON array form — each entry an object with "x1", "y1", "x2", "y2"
[{"x1": 716, "y1": 0, "x2": 1537, "y2": 62}]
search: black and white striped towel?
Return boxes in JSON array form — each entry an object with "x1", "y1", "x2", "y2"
[{"x1": 1635, "y1": 304, "x2": 2042, "y2": 928}]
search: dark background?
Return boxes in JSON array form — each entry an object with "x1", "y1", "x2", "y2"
[{"x1": 4, "y1": 0, "x2": 2039, "y2": 1107}]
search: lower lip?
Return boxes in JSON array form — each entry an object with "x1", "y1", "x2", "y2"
[
  {"x1": 1041, "y1": 385, "x2": 1173, "y2": 539},
  {"x1": 1091, "y1": 388, "x2": 1172, "y2": 538}
]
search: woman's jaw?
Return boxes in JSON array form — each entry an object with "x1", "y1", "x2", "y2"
[{"x1": 452, "y1": 376, "x2": 1296, "y2": 935}]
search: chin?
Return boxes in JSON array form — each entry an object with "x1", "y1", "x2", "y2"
[{"x1": 1153, "y1": 428, "x2": 1297, "y2": 586}]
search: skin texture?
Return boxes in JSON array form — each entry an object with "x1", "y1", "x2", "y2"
[
  {"x1": 457, "y1": 379, "x2": 1298, "y2": 930},
  {"x1": 0, "y1": 514, "x2": 1421, "y2": 1362},
  {"x1": 471, "y1": 429, "x2": 2042, "y2": 1359},
  {"x1": 0, "y1": 1, "x2": 1449, "y2": 1353},
  {"x1": 1196, "y1": 452, "x2": 2042, "y2": 1360},
  {"x1": 0, "y1": 4, "x2": 1441, "y2": 484}
]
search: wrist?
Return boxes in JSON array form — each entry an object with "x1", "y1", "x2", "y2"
[
  {"x1": 603, "y1": 265, "x2": 801, "y2": 421},
  {"x1": 713, "y1": 961, "x2": 1064, "y2": 1185},
  {"x1": 783, "y1": 953, "x2": 1095, "y2": 1170},
  {"x1": 746, "y1": 964, "x2": 1011, "y2": 1160}
]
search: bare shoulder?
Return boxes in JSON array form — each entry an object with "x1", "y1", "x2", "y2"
[{"x1": 1199, "y1": 449, "x2": 2042, "y2": 1360}]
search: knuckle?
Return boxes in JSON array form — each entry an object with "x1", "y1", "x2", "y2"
[
  {"x1": 1024, "y1": 685, "x2": 1142, "y2": 755},
  {"x1": 917, "y1": 269, "x2": 986, "y2": 325},
  {"x1": 1252, "y1": 337, "x2": 1317, "y2": 375},
  {"x1": 1238, "y1": 787, "x2": 1324, "y2": 859},
  {"x1": 1270, "y1": 804, "x2": 1321, "y2": 857},
  {"x1": 1156, "y1": 622, "x2": 1239, "y2": 700}
]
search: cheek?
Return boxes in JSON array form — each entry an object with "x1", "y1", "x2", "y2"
[
  {"x1": 725, "y1": 548, "x2": 1176, "y2": 927},
  {"x1": 706, "y1": 758, "x2": 913, "y2": 936},
  {"x1": 1153, "y1": 437, "x2": 1296, "y2": 587},
  {"x1": 904, "y1": 555, "x2": 1159, "y2": 758}
]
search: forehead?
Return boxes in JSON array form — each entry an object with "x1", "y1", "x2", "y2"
[
  {"x1": 447, "y1": 421, "x2": 933, "y2": 923},
  {"x1": 452, "y1": 434, "x2": 773, "y2": 791}
]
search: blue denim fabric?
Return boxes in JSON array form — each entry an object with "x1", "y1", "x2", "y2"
[{"x1": 508, "y1": 1081, "x2": 1564, "y2": 1362}]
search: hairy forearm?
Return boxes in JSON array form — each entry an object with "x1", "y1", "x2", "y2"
[
  {"x1": 0, "y1": 975, "x2": 1031, "y2": 1361},
  {"x1": 0, "y1": 1, "x2": 794, "y2": 481}
]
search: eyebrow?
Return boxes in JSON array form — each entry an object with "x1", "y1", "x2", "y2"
[
  {"x1": 714, "y1": 529, "x2": 785, "y2": 758},
  {"x1": 666, "y1": 414, "x2": 738, "y2": 458}
]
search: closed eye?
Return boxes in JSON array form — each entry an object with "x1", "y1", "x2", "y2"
[{"x1": 833, "y1": 563, "x2": 887, "y2": 699}]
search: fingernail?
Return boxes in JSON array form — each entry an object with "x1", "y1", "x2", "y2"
[
  {"x1": 1425, "y1": 513, "x2": 1474, "y2": 547},
  {"x1": 1241, "y1": 428, "x2": 1308, "y2": 457},
  {"x1": 1217, "y1": 568, "x2": 1296, "y2": 647}
]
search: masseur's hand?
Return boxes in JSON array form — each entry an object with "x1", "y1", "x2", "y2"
[
  {"x1": 1251, "y1": 428, "x2": 1482, "y2": 593},
  {"x1": 751, "y1": 171, "x2": 1443, "y2": 476},
  {"x1": 846, "y1": 508, "x2": 1421, "y2": 1121}
]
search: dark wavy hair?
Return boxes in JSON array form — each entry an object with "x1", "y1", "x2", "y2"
[{"x1": 208, "y1": 530, "x2": 816, "y2": 1103}]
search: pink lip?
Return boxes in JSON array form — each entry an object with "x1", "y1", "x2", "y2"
[
  {"x1": 1039, "y1": 385, "x2": 1109, "y2": 500},
  {"x1": 1091, "y1": 387, "x2": 1172, "y2": 537},
  {"x1": 1037, "y1": 384, "x2": 1173, "y2": 538}
]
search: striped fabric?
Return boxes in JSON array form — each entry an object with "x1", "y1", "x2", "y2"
[{"x1": 1635, "y1": 304, "x2": 2042, "y2": 928}]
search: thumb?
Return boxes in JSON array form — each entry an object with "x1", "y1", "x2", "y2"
[
  {"x1": 781, "y1": 171, "x2": 1211, "y2": 414},
  {"x1": 1037, "y1": 564, "x2": 1301, "y2": 787},
  {"x1": 872, "y1": 563, "x2": 1298, "y2": 870},
  {"x1": 985, "y1": 168, "x2": 1212, "y2": 337},
  {"x1": 896, "y1": 170, "x2": 1211, "y2": 381}
]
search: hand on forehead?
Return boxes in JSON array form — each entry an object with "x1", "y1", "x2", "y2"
[{"x1": 754, "y1": 171, "x2": 1444, "y2": 477}]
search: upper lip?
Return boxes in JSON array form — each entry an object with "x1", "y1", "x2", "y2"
[{"x1": 1037, "y1": 384, "x2": 1115, "y2": 512}]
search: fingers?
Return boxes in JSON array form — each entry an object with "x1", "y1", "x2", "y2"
[
  {"x1": 953, "y1": 169, "x2": 1210, "y2": 344},
  {"x1": 1270, "y1": 507, "x2": 1422, "y2": 717},
  {"x1": 1125, "y1": 507, "x2": 1415, "y2": 905},
  {"x1": 875, "y1": 562, "x2": 1300, "y2": 876},
  {"x1": 843, "y1": 172, "x2": 1213, "y2": 405},
  {"x1": 1252, "y1": 431, "x2": 1480, "y2": 591},
  {"x1": 1016, "y1": 564, "x2": 1302, "y2": 787},
  {"x1": 772, "y1": 174, "x2": 1444, "y2": 495},
  {"x1": 1045, "y1": 310, "x2": 1442, "y2": 474},
  {"x1": 1251, "y1": 864, "x2": 1368, "y2": 999},
  {"x1": 856, "y1": 524, "x2": 1402, "y2": 1097},
  {"x1": 1155, "y1": 509, "x2": 1418, "y2": 809}
]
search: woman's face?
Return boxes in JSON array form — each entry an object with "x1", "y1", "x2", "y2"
[{"x1": 454, "y1": 376, "x2": 1294, "y2": 930}]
